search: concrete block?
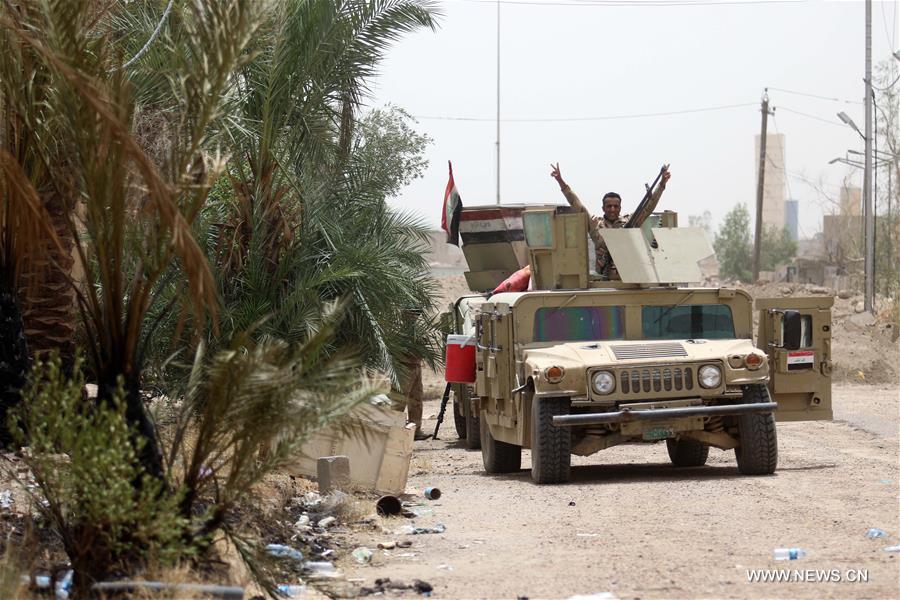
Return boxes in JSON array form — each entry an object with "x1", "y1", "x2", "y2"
[
  {"x1": 317, "y1": 455, "x2": 350, "y2": 494},
  {"x1": 288, "y1": 405, "x2": 415, "y2": 494}
]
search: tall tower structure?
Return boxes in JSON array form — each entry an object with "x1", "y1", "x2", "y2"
[
  {"x1": 754, "y1": 133, "x2": 786, "y2": 231},
  {"x1": 784, "y1": 199, "x2": 798, "y2": 241}
]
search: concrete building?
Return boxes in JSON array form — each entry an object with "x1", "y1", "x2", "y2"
[{"x1": 754, "y1": 133, "x2": 786, "y2": 231}]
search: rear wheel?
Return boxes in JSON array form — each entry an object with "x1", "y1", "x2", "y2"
[
  {"x1": 464, "y1": 386, "x2": 481, "y2": 450},
  {"x1": 480, "y1": 412, "x2": 521, "y2": 473},
  {"x1": 530, "y1": 396, "x2": 571, "y2": 484},
  {"x1": 666, "y1": 438, "x2": 709, "y2": 467},
  {"x1": 452, "y1": 386, "x2": 467, "y2": 439},
  {"x1": 734, "y1": 384, "x2": 778, "y2": 475}
]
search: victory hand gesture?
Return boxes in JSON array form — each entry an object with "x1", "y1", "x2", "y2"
[{"x1": 550, "y1": 163, "x2": 566, "y2": 189}]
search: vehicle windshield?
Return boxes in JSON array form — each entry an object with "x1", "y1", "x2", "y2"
[
  {"x1": 642, "y1": 304, "x2": 735, "y2": 340},
  {"x1": 533, "y1": 306, "x2": 625, "y2": 342}
]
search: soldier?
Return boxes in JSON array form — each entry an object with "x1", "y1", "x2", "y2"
[
  {"x1": 550, "y1": 163, "x2": 671, "y2": 278},
  {"x1": 397, "y1": 356, "x2": 428, "y2": 440},
  {"x1": 390, "y1": 310, "x2": 430, "y2": 441}
]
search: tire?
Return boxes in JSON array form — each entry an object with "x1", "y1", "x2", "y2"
[
  {"x1": 464, "y1": 386, "x2": 481, "y2": 450},
  {"x1": 530, "y1": 396, "x2": 571, "y2": 484},
  {"x1": 666, "y1": 438, "x2": 710, "y2": 467},
  {"x1": 734, "y1": 384, "x2": 778, "y2": 475},
  {"x1": 452, "y1": 387, "x2": 467, "y2": 439},
  {"x1": 480, "y1": 411, "x2": 521, "y2": 473}
]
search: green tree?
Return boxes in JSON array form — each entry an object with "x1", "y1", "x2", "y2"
[
  {"x1": 688, "y1": 210, "x2": 712, "y2": 236},
  {"x1": 2, "y1": 0, "x2": 432, "y2": 590},
  {"x1": 714, "y1": 204, "x2": 752, "y2": 281},
  {"x1": 143, "y1": 1, "x2": 443, "y2": 390},
  {"x1": 760, "y1": 224, "x2": 797, "y2": 271},
  {"x1": 875, "y1": 59, "x2": 899, "y2": 297},
  {"x1": 354, "y1": 104, "x2": 432, "y2": 198}
]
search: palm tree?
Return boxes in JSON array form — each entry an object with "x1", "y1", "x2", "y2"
[
  {"x1": 212, "y1": 0, "x2": 443, "y2": 379},
  {"x1": 0, "y1": 0, "x2": 261, "y2": 476},
  {"x1": 0, "y1": 5, "x2": 66, "y2": 444}
]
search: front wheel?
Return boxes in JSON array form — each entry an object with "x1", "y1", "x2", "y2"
[
  {"x1": 530, "y1": 396, "x2": 571, "y2": 484},
  {"x1": 480, "y1": 412, "x2": 521, "y2": 473},
  {"x1": 734, "y1": 384, "x2": 778, "y2": 475},
  {"x1": 666, "y1": 438, "x2": 709, "y2": 467}
]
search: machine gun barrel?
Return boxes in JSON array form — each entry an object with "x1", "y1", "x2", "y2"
[
  {"x1": 432, "y1": 382, "x2": 452, "y2": 440},
  {"x1": 625, "y1": 164, "x2": 669, "y2": 229}
]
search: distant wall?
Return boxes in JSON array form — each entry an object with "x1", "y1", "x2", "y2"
[{"x1": 425, "y1": 230, "x2": 466, "y2": 268}]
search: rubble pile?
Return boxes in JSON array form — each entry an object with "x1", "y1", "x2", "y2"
[{"x1": 734, "y1": 281, "x2": 899, "y2": 385}]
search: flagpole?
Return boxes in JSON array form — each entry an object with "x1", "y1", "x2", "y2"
[{"x1": 495, "y1": 0, "x2": 501, "y2": 205}]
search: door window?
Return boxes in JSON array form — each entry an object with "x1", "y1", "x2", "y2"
[{"x1": 781, "y1": 314, "x2": 813, "y2": 348}]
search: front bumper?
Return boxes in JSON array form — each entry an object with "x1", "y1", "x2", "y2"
[{"x1": 551, "y1": 401, "x2": 777, "y2": 427}]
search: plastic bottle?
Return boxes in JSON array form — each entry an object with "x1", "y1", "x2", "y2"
[
  {"x1": 266, "y1": 544, "x2": 304, "y2": 565},
  {"x1": 276, "y1": 584, "x2": 306, "y2": 598},
  {"x1": 351, "y1": 547, "x2": 373, "y2": 564},
  {"x1": 773, "y1": 548, "x2": 806, "y2": 560}
]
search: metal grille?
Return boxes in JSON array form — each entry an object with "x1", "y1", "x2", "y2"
[
  {"x1": 619, "y1": 366, "x2": 694, "y2": 395},
  {"x1": 611, "y1": 343, "x2": 688, "y2": 360}
]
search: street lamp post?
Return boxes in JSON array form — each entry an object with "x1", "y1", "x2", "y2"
[
  {"x1": 863, "y1": 0, "x2": 874, "y2": 313},
  {"x1": 833, "y1": 1, "x2": 875, "y2": 314}
]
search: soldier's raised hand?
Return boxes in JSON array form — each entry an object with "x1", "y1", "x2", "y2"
[
  {"x1": 550, "y1": 163, "x2": 566, "y2": 188},
  {"x1": 661, "y1": 166, "x2": 671, "y2": 188}
]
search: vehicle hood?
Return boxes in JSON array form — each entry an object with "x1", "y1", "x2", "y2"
[{"x1": 523, "y1": 338, "x2": 758, "y2": 369}]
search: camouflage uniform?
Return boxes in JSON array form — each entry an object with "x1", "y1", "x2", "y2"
[
  {"x1": 392, "y1": 357, "x2": 424, "y2": 435},
  {"x1": 559, "y1": 184, "x2": 666, "y2": 278}
]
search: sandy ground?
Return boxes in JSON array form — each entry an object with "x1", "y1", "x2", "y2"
[{"x1": 342, "y1": 383, "x2": 899, "y2": 599}]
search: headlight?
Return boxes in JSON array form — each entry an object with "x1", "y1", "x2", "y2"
[
  {"x1": 698, "y1": 364, "x2": 722, "y2": 388},
  {"x1": 591, "y1": 371, "x2": 616, "y2": 395}
]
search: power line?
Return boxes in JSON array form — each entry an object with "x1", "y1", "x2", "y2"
[
  {"x1": 414, "y1": 102, "x2": 756, "y2": 123},
  {"x1": 872, "y1": 72, "x2": 900, "y2": 92},
  {"x1": 775, "y1": 106, "x2": 849, "y2": 129},
  {"x1": 770, "y1": 113, "x2": 797, "y2": 201},
  {"x1": 767, "y1": 87, "x2": 862, "y2": 105},
  {"x1": 880, "y1": 0, "x2": 896, "y2": 51}
]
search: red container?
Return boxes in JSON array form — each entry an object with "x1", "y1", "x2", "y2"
[{"x1": 445, "y1": 334, "x2": 476, "y2": 383}]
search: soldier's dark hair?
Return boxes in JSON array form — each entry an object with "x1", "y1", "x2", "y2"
[{"x1": 602, "y1": 192, "x2": 621, "y2": 203}]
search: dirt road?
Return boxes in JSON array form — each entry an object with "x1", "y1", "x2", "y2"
[{"x1": 344, "y1": 383, "x2": 899, "y2": 599}]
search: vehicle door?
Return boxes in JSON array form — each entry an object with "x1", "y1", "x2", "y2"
[
  {"x1": 756, "y1": 296, "x2": 833, "y2": 421},
  {"x1": 475, "y1": 302, "x2": 515, "y2": 428}
]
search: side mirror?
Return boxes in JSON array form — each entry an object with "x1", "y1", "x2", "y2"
[{"x1": 782, "y1": 310, "x2": 802, "y2": 351}]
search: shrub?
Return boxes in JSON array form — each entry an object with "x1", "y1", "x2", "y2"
[{"x1": 11, "y1": 356, "x2": 186, "y2": 594}]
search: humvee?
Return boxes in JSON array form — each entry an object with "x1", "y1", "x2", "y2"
[{"x1": 446, "y1": 204, "x2": 832, "y2": 484}]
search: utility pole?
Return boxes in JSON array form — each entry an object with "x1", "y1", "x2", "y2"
[
  {"x1": 495, "y1": 0, "x2": 501, "y2": 205},
  {"x1": 887, "y1": 165, "x2": 892, "y2": 297},
  {"x1": 863, "y1": 0, "x2": 874, "y2": 312},
  {"x1": 752, "y1": 91, "x2": 774, "y2": 283}
]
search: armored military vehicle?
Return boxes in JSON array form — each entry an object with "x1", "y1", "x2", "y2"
[{"x1": 445, "y1": 204, "x2": 832, "y2": 484}]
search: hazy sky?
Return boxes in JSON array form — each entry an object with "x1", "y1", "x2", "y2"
[{"x1": 369, "y1": 0, "x2": 899, "y2": 238}]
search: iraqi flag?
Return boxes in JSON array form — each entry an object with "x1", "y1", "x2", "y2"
[{"x1": 441, "y1": 161, "x2": 462, "y2": 246}]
